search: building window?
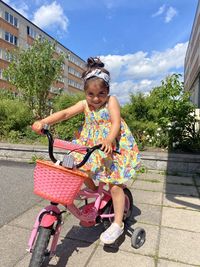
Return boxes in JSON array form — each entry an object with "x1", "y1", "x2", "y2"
[
  {"x1": 56, "y1": 46, "x2": 64, "y2": 54},
  {"x1": 4, "y1": 32, "x2": 18, "y2": 46},
  {"x1": 68, "y1": 53, "x2": 84, "y2": 68},
  {"x1": 5, "y1": 11, "x2": 18, "y2": 27},
  {"x1": 68, "y1": 79, "x2": 83, "y2": 90},
  {"x1": 27, "y1": 26, "x2": 38, "y2": 39},
  {"x1": 68, "y1": 66, "x2": 82, "y2": 78}
]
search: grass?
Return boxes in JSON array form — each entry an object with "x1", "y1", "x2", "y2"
[{"x1": 29, "y1": 154, "x2": 44, "y2": 164}]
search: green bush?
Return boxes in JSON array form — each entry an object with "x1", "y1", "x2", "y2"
[
  {"x1": 0, "y1": 98, "x2": 33, "y2": 139},
  {"x1": 121, "y1": 74, "x2": 199, "y2": 152}
]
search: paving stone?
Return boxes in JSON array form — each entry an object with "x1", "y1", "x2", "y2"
[
  {"x1": 0, "y1": 225, "x2": 29, "y2": 267},
  {"x1": 164, "y1": 184, "x2": 198, "y2": 197},
  {"x1": 8, "y1": 205, "x2": 44, "y2": 230},
  {"x1": 138, "y1": 177, "x2": 165, "y2": 184},
  {"x1": 161, "y1": 207, "x2": 200, "y2": 232},
  {"x1": 165, "y1": 175, "x2": 194, "y2": 185},
  {"x1": 125, "y1": 178, "x2": 135, "y2": 188},
  {"x1": 157, "y1": 259, "x2": 196, "y2": 266},
  {"x1": 117, "y1": 222, "x2": 159, "y2": 257},
  {"x1": 143, "y1": 160, "x2": 158, "y2": 170},
  {"x1": 131, "y1": 179, "x2": 164, "y2": 192},
  {"x1": 163, "y1": 194, "x2": 200, "y2": 211},
  {"x1": 131, "y1": 189, "x2": 163, "y2": 206},
  {"x1": 166, "y1": 161, "x2": 188, "y2": 173},
  {"x1": 159, "y1": 227, "x2": 200, "y2": 265},
  {"x1": 15, "y1": 238, "x2": 96, "y2": 267},
  {"x1": 137, "y1": 172, "x2": 166, "y2": 181},
  {"x1": 132, "y1": 203, "x2": 162, "y2": 225},
  {"x1": 60, "y1": 214, "x2": 104, "y2": 244},
  {"x1": 8, "y1": 204, "x2": 68, "y2": 230},
  {"x1": 87, "y1": 246, "x2": 155, "y2": 267},
  {"x1": 194, "y1": 176, "x2": 200, "y2": 186}
]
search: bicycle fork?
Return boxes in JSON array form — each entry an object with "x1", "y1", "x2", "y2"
[{"x1": 27, "y1": 204, "x2": 64, "y2": 257}]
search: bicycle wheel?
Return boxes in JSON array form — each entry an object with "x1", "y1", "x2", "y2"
[
  {"x1": 123, "y1": 188, "x2": 133, "y2": 223},
  {"x1": 102, "y1": 188, "x2": 133, "y2": 229},
  {"x1": 102, "y1": 199, "x2": 114, "y2": 229},
  {"x1": 28, "y1": 226, "x2": 52, "y2": 267}
]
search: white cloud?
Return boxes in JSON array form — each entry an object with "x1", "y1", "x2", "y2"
[
  {"x1": 152, "y1": 5, "x2": 177, "y2": 23},
  {"x1": 16, "y1": 3, "x2": 29, "y2": 18},
  {"x1": 100, "y1": 42, "x2": 188, "y2": 104},
  {"x1": 110, "y1": 79, "x2": 157, "y2": 105},
  {"x1": 152, "y1": 5, "x2": 166, "y2": 17},
  {"x1": 165, "y1": 6, "x2": 177, "y2": 23},
  {"x1": 32, "y1": 1, "x2": 69, "y2": 31},
  {"x1": 3, "y1": 0, "x2": 29, "y2": 18}
]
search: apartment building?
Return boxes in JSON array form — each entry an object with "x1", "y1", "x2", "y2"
[
  {"x1": 184, "y1": 0, "x2": 200, "y2": 108},
  {"x1": 0, "y1": 0, "x2": 85, "y2": 95}
]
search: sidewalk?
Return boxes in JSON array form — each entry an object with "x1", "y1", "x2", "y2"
[{"x1": 1, "y1": 172, "x2": 200, "y2": 267}]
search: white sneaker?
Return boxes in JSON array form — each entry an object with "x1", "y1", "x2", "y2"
[{"x1": 100, "y1": 222, "x2": 124, "y2": 244}]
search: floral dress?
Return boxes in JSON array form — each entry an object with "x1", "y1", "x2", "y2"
[{"x1": 72, "y1": 99, "x2": 141, "y2": 184}]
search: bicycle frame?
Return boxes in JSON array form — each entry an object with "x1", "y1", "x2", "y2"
[
  {"x1": 28, "y1": 128, "x2": 128, "y2": 258},
  {"x1": 27, "y1": 181, "x2": 117, "y2": 255}
]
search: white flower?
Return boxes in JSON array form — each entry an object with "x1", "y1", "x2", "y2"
[
  {"x1": 156, "y1": 133, "x2": 160, "y2": 136},
  {"x1": 143, "y1": 130, "x2": 146, "y2": 133},
  {"x1": 157, "y1": 128, "x2": 161, "y2": 131},
  {"x1": 172, "y1": 121, "x2": 178, "y2": 126},
  {"x1": 146, "y1": 135, "x2": 150, "y2": 138},
  {"x1": 149, "y1": 139, "x2": 152, "y2": 143},
  {"x1": 167, "y1": 122, "x2": 172, "y2": 126}
]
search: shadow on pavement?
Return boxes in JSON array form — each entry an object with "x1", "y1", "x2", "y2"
[{"x1": 47, "y1": 205, "x2": 141, "y2": 265}]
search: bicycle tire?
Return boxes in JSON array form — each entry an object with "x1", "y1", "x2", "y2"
[
  {"x1": 102, "y1": 188, "x2": 133, "y2": 229},
  {"x1": 28, "y1": 226, "x2": 52, "y2": 267},
  {"x1": 123, "y1": 188, "x2": 133, "y2": 223}
]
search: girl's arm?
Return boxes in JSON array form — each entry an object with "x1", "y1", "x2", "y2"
[
  {"x1": 32, "y1": 100, "x2": 84, "y2": 133},
  {"x1": 100, "y1": 96, "x2": 121, "y2": 153}
]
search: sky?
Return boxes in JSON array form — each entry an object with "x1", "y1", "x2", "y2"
[{"x1": 3, "y1": 0, "x2": 199, "y2": 104}]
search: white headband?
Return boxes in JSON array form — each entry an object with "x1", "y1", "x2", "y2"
[{"x1": 84, "y1": 69, "x2": 110, "y2": 85}]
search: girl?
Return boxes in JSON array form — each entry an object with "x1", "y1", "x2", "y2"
[{"x1": 32, "y1": 57, "x2": 140, "y2": 245}]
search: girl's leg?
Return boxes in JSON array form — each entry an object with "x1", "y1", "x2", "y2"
[
  {"x1": 100, "y1": 184, "x2": 125, "y2": 244},
  {"x1": 109, "y1": 184, "x2": 125, "y2": 227},
  {"x1": 84, "y1": 177, "x2": 98, "y2": 191}
]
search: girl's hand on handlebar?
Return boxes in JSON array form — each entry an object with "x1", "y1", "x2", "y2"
[
  {"x1": 31, "y1": 121, "x2": 44, "y2": 134},
  {"x1": 100, "y1": 138, "x2": 113, "y2": 154}
]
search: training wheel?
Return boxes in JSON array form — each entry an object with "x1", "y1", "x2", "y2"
[{"x1": 131, "y1": 227, "x2": 146, "y2": 249}]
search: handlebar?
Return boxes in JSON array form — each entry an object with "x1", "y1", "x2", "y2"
[{"x1": 41, "y1": 128, "x2": 119, "y2": 169}]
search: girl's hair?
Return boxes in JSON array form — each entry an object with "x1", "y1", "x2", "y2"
[{"x1": 82, "y1": 57, "x2": 110, "y2": 91}]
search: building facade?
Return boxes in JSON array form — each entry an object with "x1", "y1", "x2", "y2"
[
  {"x1": 0, "y1": 0, "x2": 85, "y2": 95},
  {"x1": 184, "y1": 0, "x2": 200, "y2": 108}
]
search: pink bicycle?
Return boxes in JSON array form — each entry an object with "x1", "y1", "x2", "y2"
[{"x1": 27, "y1": 127, "x2": 146, "y2": 267}]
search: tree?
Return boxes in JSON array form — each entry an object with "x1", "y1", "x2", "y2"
[
  {"x1": 52, "y1": 93, "x2": 85, "y2": 140},
  {"x1": 3, "y1": 38, "x2": 65, "y2": 118}
]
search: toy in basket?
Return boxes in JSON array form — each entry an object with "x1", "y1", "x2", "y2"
[{"x1": 28, "y1": 129, "x2": 146, "y2": 267}]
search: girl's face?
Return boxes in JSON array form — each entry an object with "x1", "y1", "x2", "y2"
[{"x1": 85, "y1": 80, "x2": 109, "y2": 109}]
